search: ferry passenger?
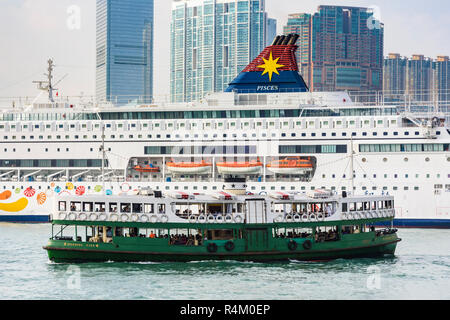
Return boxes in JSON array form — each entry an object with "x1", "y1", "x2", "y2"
[{"x1": 70, "y1": 203, "x2": 76, "y2": 212}]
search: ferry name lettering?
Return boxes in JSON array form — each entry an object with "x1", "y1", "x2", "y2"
[{"x1": 257, "y1": 85, "x2": 278, "y2": 91}]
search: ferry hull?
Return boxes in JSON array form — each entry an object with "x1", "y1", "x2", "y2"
[{"x1": 44, "y1": 235, "x2": 400, "y2": 263}]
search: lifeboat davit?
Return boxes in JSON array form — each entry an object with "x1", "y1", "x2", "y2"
[
  {"x1": 267, "y1": 157, "x2": 313, "y2": 175},
  {"x1": 216, "y1": 159, "x2": 263, "y2": 175},
  {"x1": 133, "y1": 165, "x2": 160, "y2": 173},
  {"x1": 166, "y1": 160, "x2": 212, "y2": 174}
]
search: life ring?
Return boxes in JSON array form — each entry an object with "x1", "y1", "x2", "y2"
[
  {"x1": 207, "y1": 242, "x2": 218, "y2": 253},
  {"x1": 341, "y1": 212, "x2": 347, "y2": 220},
  {"x1": 207, "y1": 215, "x2": 216, "y2": 223},
  {"x1": 99, "y1": 213, "x2": 107, "y2": 221},
  {"x1": 68, "y1": 213, "x2": 77, "y2": 221},
  {"x1": 150, "y1": 215, "x2": 158, "y2": 223},
  {"x1": 284, "y1": 214, "x2": 293, "y2": 223},
  {"x1": 160, "y1": 215, "x2": 169, "y2": 223},
  {"x1": 131, "y1": 214, "x2": 139, "y2": 222},
  {"x1": 110, "y1": 214, "x2": 119, "y2": 222},
  {"x1": 293, "y1": 214, "x2": 302, "y2": 222},
  {"x1": 198, "y1": 215, "x2": 207, "y2": 223},
  {"x1": 225, "y1": 241, "x2": 235, "y2": 252},
  {"x1": 121, "y1": 183, "x2": 131, "y2": 192},
  {"x1": 78, "y1": 213, "x2": 87, "y2": 221},
  {"x1": 120, "y1": 214, "x2": 129, "y2": 222},
  {"x1": 288, "y1": 240, "x2": 298, "y2": 251},
  {"x1": 58, "y1": 212, "x2": 67, "y2": 220},
  {"x1": 224, "y1": 214, "x2": 233, "y2": 223},
  {"x1": 301, "y1": 214, "x2": 309, "y2": 222},
  {"x1": 140, "y1": 215, "x2": 150, "y2": 223},
  {"x1": 234, "y1": 215, "x2": 243, "y2": 224},
  {"x1": 89, "y1": 213, "x2": 98, "y2": 221},
  {"x1": 188, "y1": 215, "x2": 198, "y2": 223},
  {"x1": 215, "y1": 215, "x2": 224, "y2": 223},
  {"x1": 303, "y1": 240, "x2": 312, "y2": 250},
  {"x1": 274, "y1": 215, "x2": 284, "y2": 223}
]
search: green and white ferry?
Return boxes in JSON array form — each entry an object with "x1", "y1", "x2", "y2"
[{"x1": 44, "y1": 179, "x2": 401, "y2": 262}]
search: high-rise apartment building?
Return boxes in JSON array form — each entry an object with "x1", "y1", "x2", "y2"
[
  {"x1": 283, "y1": 6, "x2": 384, "y2": 92},
  {"x1": 434, "y1": 56, "x2": 450, "y2": 107},
  {"x1": 170, "y1": 0, "x2": 269, "y2": 102},
  {"x1": 96, "y1": 0, "x2": 154, "y2": 105},
  {"x1": 407, "y1": 54, "x2": 433, "y2": 102},
  {"x1": 383, "y1": 53, "x2": 407, "y2": 94}
]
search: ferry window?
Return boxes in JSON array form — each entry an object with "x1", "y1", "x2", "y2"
[
  {"x1": 120, "y1": 203, "x2": 131, "y2": 213},
  {"x1": 342, "y1": 203, "x2": 348, "y2": 212},
  {"x1": 158, "y1": 204, "x2": 166, "y2": 214},
  {"x1": 132, "y1": 203, "x2": 143, "y2": 214},
  {"x1": 70, "y1": 202, "x2": 81, "y2": 212},
  {"x1": 349, "y1": 203, "x2": 356, "y2": 211},
  {"x1": 83, "y1": 202, "x2": 93, "y2": 212},
  {"x1": 58, "y1": 201, "x2": 67, "y2": 211},
  {"x1": 95, "y1": 203, "x2": 106, "y2": 212},
  {"x1": 109, "y1": 203, "x2": 118, "y2": 213}
]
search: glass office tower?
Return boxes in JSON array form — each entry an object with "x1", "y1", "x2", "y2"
[
  {"x1": 283, "y1": 6, "x2": 384, "y2": 93},
  {"x1": 170, "y1": 0, "x2": 268, "y2": 102},
  {"x1": 96, "y1": 0, "x2": 154, "y2": 105}
]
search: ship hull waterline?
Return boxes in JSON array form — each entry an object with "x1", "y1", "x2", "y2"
[{"x1": 44, "y1": 230, "x2": 400, "y2": 263}]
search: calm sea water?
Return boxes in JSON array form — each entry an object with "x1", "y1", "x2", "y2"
[{"x1": 0, "y1": 223, "x2": 448, "y2": 300}]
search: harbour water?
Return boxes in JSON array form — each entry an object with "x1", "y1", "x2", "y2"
[{"x1": 0, "y1": 223, "x2": 448, "y2": 300}]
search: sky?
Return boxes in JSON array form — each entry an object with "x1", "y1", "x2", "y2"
[{"x1": 0, "y1": 0, "x2": 449, "y2": 99}]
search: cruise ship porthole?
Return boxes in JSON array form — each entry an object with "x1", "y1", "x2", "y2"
[
  {"x1": 447, "y1": 157, "x2": 450, "y2": 162},
  {"x1": 425, "y1": 158, "x2": 430, "y2": 162},
  {"x1": 362, "y1": 158, "x2": 367, "y2": 162},
  {"x1": 383, "y1": 158, "x2": 387, "y2": 162},
  {"x1": 404, "y1": 158, "x2": 409, "y2": 162}
]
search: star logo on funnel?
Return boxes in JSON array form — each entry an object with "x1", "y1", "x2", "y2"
[{"x1": 257, "y1": 51, "x2": 284, "y2": 81}]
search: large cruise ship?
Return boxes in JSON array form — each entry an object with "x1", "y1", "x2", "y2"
[{"x1": 0, "y1": 34, "x2": 449, "y2": 227}]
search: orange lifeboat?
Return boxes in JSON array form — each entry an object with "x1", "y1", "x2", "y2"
[
  {"x1": 133, "y1": 165, "x2": 160, "y2": 173},
  {"x1": 216, "y1": 159, "x2": 263, "y2": 174},
  {"x1": 267, "y1": 157, "x2": 314, "y2": 175},
  {"x1": 166, "y1": 160, "x2": 212, "y2": 174}
]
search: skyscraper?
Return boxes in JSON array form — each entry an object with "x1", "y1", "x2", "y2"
[
  {"x1": 266, "y1": 18, "x2": 277, "y2": 46},
  {"x1": 383, "y1": 53, "x2": 407, "y2": 103},
  {"x1": 407, "y1": 54, "x2": 433, "y2": 103},
  {"x1": 170, "y1": 0, "x2": 269, "y2": 102},
  {"x1": 96, "y1": 0, "x2": 154, "y2": 105},
  {"x1": 283, "y1": 13, "x2": 312, "y2": 88},
  {"x1": 283, "y1": 6, "x2": 384, "y2": 92},
  {"x1": 433, "y1": 56, "x2": 450, "y2": 108}
]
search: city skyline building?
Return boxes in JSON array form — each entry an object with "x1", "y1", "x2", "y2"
[
  {"x1": 383, "y1": 53, "x2": 407, "y2": 94},
  {"x1": 170, "y1": 0, "x2": 270, "y2": 102},
  {"x1": 407, "y1": 54, "x2": 433, "y2": 103},
  {"x1": 283, "y1": 5, "x2": 384, "y2": 93},
  {"x1": 96, "y1": 0, "x2": 154, "y2": 104},
  {"x1": 266, "y1": 17, "x2": 277, "y2": 46},
  {"x1": 434, "y1": 55, "x2": 450, "y2": 108}
]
